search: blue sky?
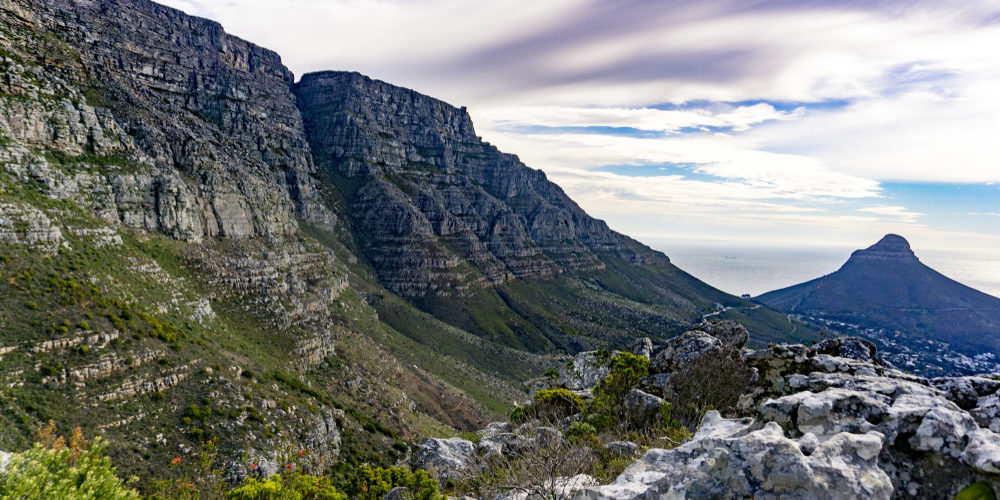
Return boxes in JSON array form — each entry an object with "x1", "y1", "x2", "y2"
[{"x1": 160, "y1": 0, "x2": 1000, "y2": 256}]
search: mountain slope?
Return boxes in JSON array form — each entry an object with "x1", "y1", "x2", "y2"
[
  {"x1": 294, "y1": 71, "x2": 814, "y2": 351},
  {"x1": 0, "y1": 0, "x2": 554, "y2": 484},
  {"x1": 757, "y1": 234, "x2": 1000, "y2": 355},
  {"x1": 1, "y1": 0, "x2": 815, "y2": 488}
]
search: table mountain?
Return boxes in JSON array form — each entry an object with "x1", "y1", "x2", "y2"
[
  {"x1": 757, "y1": 234, "x2": 1000, "y2": 356},
  {"x1": 0, "y1": 0, "x2": 815, "y2": 485}
]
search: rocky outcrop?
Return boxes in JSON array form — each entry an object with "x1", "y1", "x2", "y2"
[
  {"x1": 565, "y1": 334, "x2": 1000, "y2": 499},
  {"x1": 558, "y1": 351, "x2": 617, "y2": 391},
  {"x1": 650, "y1": 330, "x2": 723, "y2": 374},
  {"x1": 295, "y1": 71, "x2": 668, "y2": 297},
  {"x1": 623, "y1": 389, "x2": 664, "y2": 427},
  {"x1": 412, "y1": 437, "x2": 479, "y2": 484},
  {"x1": 577, "y1": 410, "x2": 893, "y2": 500},
  {"x1": 695, "y1": 319, "x2": 749, "y2": 348},
  {"x1": 0, "y1": 202, "x2": 64, "y2": 253},
  {"x1": 737, "y1": 342, "x2": 1000, "y2": 498}
]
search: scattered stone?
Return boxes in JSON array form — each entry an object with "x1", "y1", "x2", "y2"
[
  {"x1": 623, "y1": 389, "x2": 663, "y2": 427},
  {"x1": 559, "y1": 351, "x2": 617, "y2": 391},
  {"x1": 477, "y1": 421, "x2": 512, "y2": 439},
  {"x1": 810, "y1": 337, "x2": 878, "y2": 363},
  {"x1": 477, "y1": 433, "x2": 526, "y2": 460},
  {"x1": 627, "y1": 338, "x2": 653, "y2": 359}
]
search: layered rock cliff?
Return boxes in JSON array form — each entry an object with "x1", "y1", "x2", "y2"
[
  {"x1": 1, "y1": 0, "x2": 333, "y2": 242},
  {"x1": 295, "y1": 71, "x2": 667, "y2": 297}
]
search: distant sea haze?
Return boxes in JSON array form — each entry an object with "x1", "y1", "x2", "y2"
[{"x1": 661, "y1": 242, "x2": 1000, "y2": 299}]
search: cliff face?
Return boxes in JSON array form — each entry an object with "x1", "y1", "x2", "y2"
[
  {"x1": 1, "y1": 0, "x2": 333, "y2": 242},
  {"x1": 295, "y1": 71, "x2": 667, "y2": 297}
]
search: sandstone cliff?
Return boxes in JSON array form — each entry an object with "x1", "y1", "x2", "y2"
[{"x1": 296, "y1": 71, "x2": 667, "y2": 297}]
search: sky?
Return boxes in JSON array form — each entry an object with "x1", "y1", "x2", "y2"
[{"x1": 160, "y1": 0, "x2": 1000, "y2": 259}]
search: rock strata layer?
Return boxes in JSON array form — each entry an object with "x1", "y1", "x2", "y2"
[{"x1": 295, "y1": 71, "x2": 668, "y2": 296}]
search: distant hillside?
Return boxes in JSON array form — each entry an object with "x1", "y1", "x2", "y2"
[{"x1": 757, "y1": 234, "x2": 1000, "y2": 355}]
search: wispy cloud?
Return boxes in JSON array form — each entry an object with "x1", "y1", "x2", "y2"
[{"x1": 858, "y1": 205, "x2": 924, "y2": 223}]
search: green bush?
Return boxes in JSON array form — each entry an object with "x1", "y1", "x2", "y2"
[
  {"x1": 533, "y1": 388, "x2": 585, "y2": 420},
  {"x1": 0, "y1": 423, "x2": 139, "y2": 499},
  {"x1": 589, "y1": 352, "x2": 649, "y2": 424},
  {"x1": 227, "y1": 474, "x2": 346, "y2": 500},
  {"x1": 565, "y1": 421, "x2": 597, "y2": 442},
  {"x1": 344, "y1": 465, "x2": 440, "y2": 500},
  {"x1": 510, "y1": 406, "x2": 530, "y2": 423},
  {"x1": 953, "y1": 481, "x2": 996, "y2": 500}
]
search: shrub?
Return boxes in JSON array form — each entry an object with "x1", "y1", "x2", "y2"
[
  {"x1": 588, "y1": 352, "x2": 649, "y2": 427},
  {"x1": 0, "y1": 422, "x2": 139, "y2": 499},
  {"x1": 227, "y1": 474, "x2": 346, "y2": 500},
  {"x1": 509, "y1": 406, "x2": 529, "y2": 423},
  {"x1": 533, "y1": 388, "x2": 585, "y2": 420},
  {"x1": 343, "y1": 465, "x2": 439, "y2": 500},
  {"x1": 667, "y1": 347, "x2": 754, "y2": 429},
  {"x1": 564, "y1": 421, "x2": 597, "y2": 443}
]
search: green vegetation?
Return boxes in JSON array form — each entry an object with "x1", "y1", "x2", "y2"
[
  {"x1": 227, "y1": 475, "x2": 347, "y2": 500},
  {"x1": 343, "y1": 465, "x2": 440, "y2": 500},
  {"x1": 0, "y1": 422, "x2": 140, "y2": 499},
  {"x1": 954, "y1": 482, "x2": 997, "y2": 500}
]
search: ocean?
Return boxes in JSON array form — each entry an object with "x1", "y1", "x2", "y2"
[{"x1": 656, "y1": 242, "x2": 1000, "y2": 299}]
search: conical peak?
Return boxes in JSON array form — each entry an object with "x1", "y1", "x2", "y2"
[{"x1": 849, "y1": 234, "x2": 918, "y2": 263}]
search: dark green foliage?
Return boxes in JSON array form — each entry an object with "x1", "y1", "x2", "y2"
[
  {"x1": 533, "y1": 388, "x2": 585, "y2": 420},
  {"x1": 954, "y1": 482, "x2": 997, "y2": 500},
  {"x1": 590, "y1": 352, "x2": 649, "y2": 421},
  {"x1": 344, "y1": 465, "x2": 440, "y2": 500},
  {"x1": 564, "y1": 421, "x2": 597, "y2": 442}
]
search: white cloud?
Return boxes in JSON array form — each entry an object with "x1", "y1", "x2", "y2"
[
  {"x1": 479, "y1": 103, "x2": 798, "y2": 134},
  {"x1": 858, "y1": 205, "x2": 924, "y2": 223}
]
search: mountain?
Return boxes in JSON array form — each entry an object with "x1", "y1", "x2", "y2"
[
  {"x1": 294, "y1": 71, "x2": 811, "y2": 352},
  {"x1": 0, "y1": 0, "x2": 816, "y2": 486},
  {"x1": 757, "y1": 234, "x2": 1000, "y2": 363}
]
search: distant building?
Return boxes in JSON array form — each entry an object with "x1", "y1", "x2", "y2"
[{"x1": 741, "y1": 294, "x2": 751, "y2": 299}]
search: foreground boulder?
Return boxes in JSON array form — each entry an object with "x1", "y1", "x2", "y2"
[
  {"x1": 412, "y1": 437, "x2": 478, "y2": 484},
  {"x1": 576, "y1": 410, "x2": 892, "y2": 499},
  {"x1": 696, "y1": 319, "x2": 749, "y2": 348},
  {"x1": 579, "y1": 335, "x2": 1000, "y2": 499},
  {"x1": 739, "y1": 342, "x2": 1000, "y2": 498}
]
